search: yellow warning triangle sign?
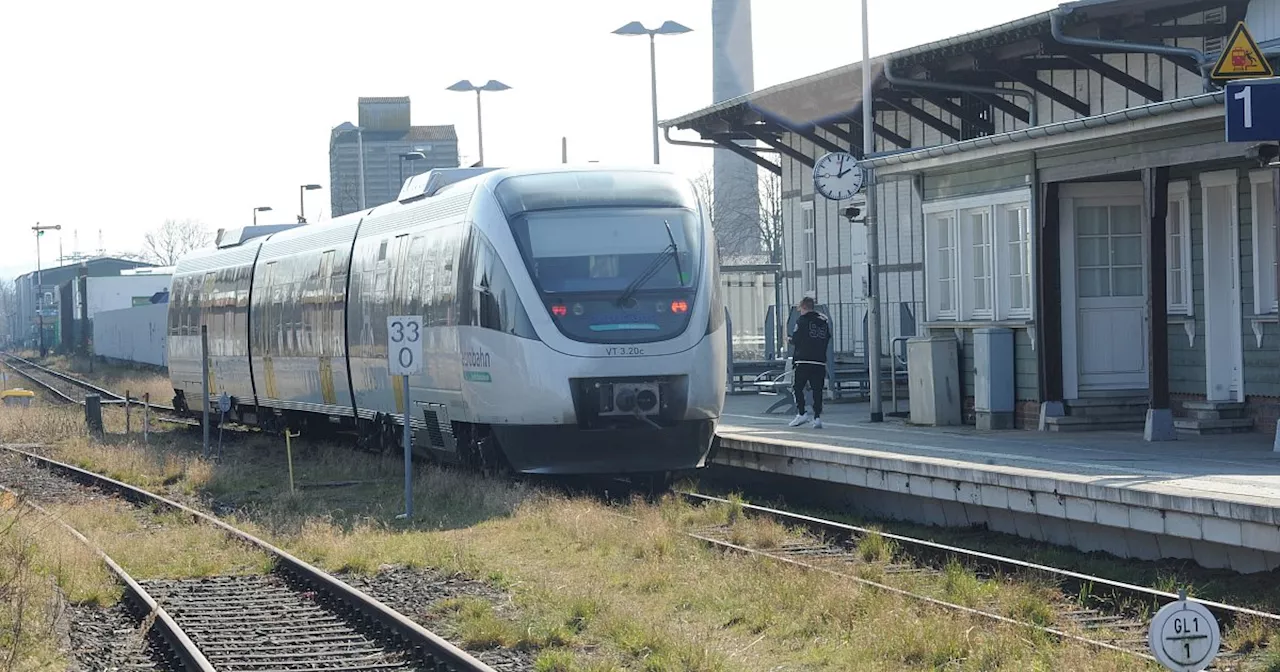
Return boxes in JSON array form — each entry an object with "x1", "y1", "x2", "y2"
[{"x1": 1211, "y1": 22, "x2": 1274, "y2": 80}]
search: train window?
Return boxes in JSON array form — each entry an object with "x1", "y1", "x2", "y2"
[
  {"x1": 377, "y1": 239, "x2": 388, "y2": 262},
  {"x1": 469, "y1": 231, "x2": 536, "y2": 339}
]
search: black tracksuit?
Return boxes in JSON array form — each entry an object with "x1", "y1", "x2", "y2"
[{"x1": 790, "y1": 311, "x2": 832, "y2": 417}]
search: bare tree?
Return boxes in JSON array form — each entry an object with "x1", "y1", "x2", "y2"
[
  {"x1": 694, "y1": 167, "x2": 783, "y2": 264},
  {"x1": 0, "y1": 279, "x2": 16, "y2": 347},
  {"x1": 142, "y1": 219, "x2": 212, "y2": 266}
]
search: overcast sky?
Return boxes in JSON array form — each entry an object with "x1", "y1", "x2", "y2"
[{"x1": 0, "y1": 0, "x2": 1060, "y2": 280}]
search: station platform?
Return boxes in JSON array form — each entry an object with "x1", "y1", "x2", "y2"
[{"x1": 712, "y1": 394, "x2": 1280, "y2": 573}]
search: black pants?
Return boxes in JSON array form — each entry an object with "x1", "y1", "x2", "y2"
[{"x1": 793, "y1": 363, "x2": 826, "y2": 417}]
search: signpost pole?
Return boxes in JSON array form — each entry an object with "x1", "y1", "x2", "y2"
[
  {"x1": 402, "y1": 374, "x2": 412, "y2": 518},
  {"x1": 387, "y1": 315, "x2": 423, "y2": 521},
  {"x1": 200, "y1": 325, "x2": 210, "y2": 458}
]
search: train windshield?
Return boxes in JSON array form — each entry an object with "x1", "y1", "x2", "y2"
[{"x1": 509, "y1": 208, "x2": 701, "y2": 294}]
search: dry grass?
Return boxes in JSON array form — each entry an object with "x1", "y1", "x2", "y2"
[
  {"x1": 0, "y1": 497, "x2": 81, "y2": 672},
  {"x1": 18, "y1": 352, "x2": 172, "y2": 407},
  {"x1": 19, "y1": 425, "x2": 1165, "y2": 672}
]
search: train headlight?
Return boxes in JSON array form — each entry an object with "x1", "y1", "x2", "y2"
[
  {"x1": 551, "y1": 303, "x2": 567, "y2": 317},
  {"x1": 572, "y1": 303, "x2": 585, "y2": 316},
  {"x1": 670, "y1": 299, "x2": 688, "y2": 314}
]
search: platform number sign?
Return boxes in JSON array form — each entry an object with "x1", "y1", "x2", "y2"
[
  {"x1": 1148, "y1": 597, "x2": 1220, "y2": 672},
  {"x1": 1226, "y1": 78, "x2": 1280, "y2": 142},
  {"x1": 387, "y1": 316, "x2": 423, "y2": 376}
]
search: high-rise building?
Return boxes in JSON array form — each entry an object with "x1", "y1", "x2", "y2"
[
  {"x1": 328, "y1": 97, "x2": 459, "y2": 218},
  {"x1": 712, "y1": 0, "x2": 761, "y2": 261}
]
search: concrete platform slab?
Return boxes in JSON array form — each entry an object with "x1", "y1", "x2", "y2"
[{"x1": 713, "y1": 395, "x2": 1280, "y2": 572}]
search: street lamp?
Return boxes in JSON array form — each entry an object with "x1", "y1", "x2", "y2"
[
  {"x1": 446, "y1": 79, "x2": 511, "y2": 167},
  {"x1": 398, "y1": 152, "x2": 425, "y2": 186},
  {"x1": 253, "y1": 206, "x2": 272, "y2": 226},
  {"x1": 298, "y1": 184, "x2": 322, "y2": 223},
  {"x1": 31, "y1": 223, "x2": 60, "y2": 357},
  {"x1": 612, "y1": 20, "x2": 693, "y2": 165}
]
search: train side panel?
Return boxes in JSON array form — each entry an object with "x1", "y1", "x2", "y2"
[
  {"x1": 248, "y1": 217, "x2": 362, "y2": 418},
  {"x1": 346, "y1": 188, "x2": 474, "y2": 425},
  {"x1": 169, "y1": 244, "x2": 261, "y2": 412}
]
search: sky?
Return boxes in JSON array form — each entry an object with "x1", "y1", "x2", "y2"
[{"x1": 0, "y1": 0, "x2": 1062, "y2": 281}]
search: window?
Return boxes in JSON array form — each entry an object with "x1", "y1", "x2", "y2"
[
  {"x1": 1251, "y1": 170, "x2": 1277, "y2": 314},
  {"x1": 964, "y1": 208, "x2": 993, "y2": 319},
  {"x1": 923, "y1": 189, "x2": 1033, "y2": 321},
  {"x1": 1167, "y1": 181, "x2": 1193, "y2": 315},
  {"x1": 1001, "y1": 204, "x2": 1033, "y2": 318},
  {"x1": 801, "y1": 203, "x2": 816, "y2": 296}
]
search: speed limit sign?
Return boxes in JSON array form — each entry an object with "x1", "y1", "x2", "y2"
[{"x1": 387, "y1": 316, "x2": 423, "y2": 376}]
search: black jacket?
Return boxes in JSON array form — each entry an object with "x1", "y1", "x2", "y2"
[{"x1": 791, "y1": 311, "x2": 831, "y2": 365}]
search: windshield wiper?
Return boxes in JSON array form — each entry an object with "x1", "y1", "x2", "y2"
[
  {"x1": 663, "y1": 220, "x2": 686, "y2": 288},
  {"x1": 616, "y1": 243, "x2": 676, "y2": 306}
]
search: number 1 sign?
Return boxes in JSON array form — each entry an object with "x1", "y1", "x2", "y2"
[{"x1": 1226, "y1": 78, "x2": 1280, "y2": 143}]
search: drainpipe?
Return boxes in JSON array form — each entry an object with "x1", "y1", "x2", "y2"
[
  {"x1": 663, "y1": 127, "x2": 780, "y2": 152},
  {"x1": 1050, "y1": 8, "x2": 1211, "y2": 93},
  {"x1": 884, "y1": 58, "x2": 1039, "y2": 127}
]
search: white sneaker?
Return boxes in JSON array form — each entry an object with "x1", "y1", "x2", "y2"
[
  {"x1": 813, "y1": 418, "x2": 824, "y2": 429},
  {"x1": 788, "y1": 413, "x2": 812, "y2": 427}
]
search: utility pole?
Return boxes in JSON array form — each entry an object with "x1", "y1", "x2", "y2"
[
  {"x1": 31, "y1": 223, "x2": 61, "y2": 358},
  {"x1": 861, "y1": 0, "x2": 883, "y2": 422}
]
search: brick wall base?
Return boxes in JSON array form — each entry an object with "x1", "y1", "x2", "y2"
[
  {"x1": 960, "y1": 396, "x2": 1040, "y2": 430},
  {"x1": 1171, "y1": 392, "x2": 1279, "y2": 438}
]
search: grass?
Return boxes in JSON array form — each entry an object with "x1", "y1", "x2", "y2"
[
  {"x1": 17, "y1": 352, "x2": 172, "y2": 407},
  {"x1": 10, "y1": 425, "x2": 1163, "y2": 672}
]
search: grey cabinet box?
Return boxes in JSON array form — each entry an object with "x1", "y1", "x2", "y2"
[{"x1": 907, "y1": 335, "x2": 961, "y2": 426}]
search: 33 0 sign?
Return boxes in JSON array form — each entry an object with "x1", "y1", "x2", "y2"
[{"x1": 387, "y1": 316, "x2": 423, "y2": 376}]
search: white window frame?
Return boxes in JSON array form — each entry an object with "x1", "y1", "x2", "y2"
[
  {"x1": 1250, "y1": 170, "x2": 1277, "y2": 315},
  {"x1": 961, "y1": 207, "x2": 995, "y2": 320},
  {"x1": 999, "y1": 202, "x2": 1034, "y2": 319},
  {"x1": 923, "y1": 188, "x2": 1034, "y2": 322},
  {"x1": 1167, "y1": 180, "x2": 1193, "y2": 316},
  {"x1": 801, "y1": 202, "x2": 816, "y2": 297},
  {"x1": 925, "y1": 211, "x2": 958, "y2": 320}
]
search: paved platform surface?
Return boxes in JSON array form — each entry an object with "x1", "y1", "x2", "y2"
[
  {"x1": 718, "y1": 395, "x2": 1280, "y2": 511},
  {"x1": 713, "y1": 394, "x2": 1280, "y2": 571}
]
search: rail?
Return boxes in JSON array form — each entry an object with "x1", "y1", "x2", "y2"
[{"x1": 4, "y1": 446, "x2": 496, "y2": 672}]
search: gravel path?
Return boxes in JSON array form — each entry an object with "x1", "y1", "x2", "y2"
[
  {"x1": 0, "y1": 451, "x2": 105, "y2": 505},
  {"x1": 338, "y1": 565, "x2": 538, "y2": 671}
]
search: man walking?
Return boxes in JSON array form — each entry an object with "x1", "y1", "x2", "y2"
[{"x1": 788, "y1": 297, "x2": 831, "y2": 429}]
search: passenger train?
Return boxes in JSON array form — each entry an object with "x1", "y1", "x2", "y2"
[{"x1": 167, "y1": 166, "x2": 727, "y2": 477}]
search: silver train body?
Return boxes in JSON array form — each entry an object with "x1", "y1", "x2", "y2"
[{"x1": 167, "y1": 166, "x2": 727, "y2": 474}]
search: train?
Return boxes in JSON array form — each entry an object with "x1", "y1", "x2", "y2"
[{"x1": 167, "y1": 166, "x2": 728, "y2": 478}]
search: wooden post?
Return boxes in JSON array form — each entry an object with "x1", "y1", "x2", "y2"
[
  {"x1": 1036, "y1": 182, "x2": 1066, "y2": 430},
  {"x1": 1144, "y1": 166, "x2": 1175, "y2": 441},
  {"x1": 124, "y1": 389, "x2": 131, "y2": 437},
  {"x1": 143, "y1": 393, "x2": 150, "y2": 445}
]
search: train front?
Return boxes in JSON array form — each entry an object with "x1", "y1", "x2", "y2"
[{"x1": 472, "y1": 168, "x2": 727, "y2": 476}]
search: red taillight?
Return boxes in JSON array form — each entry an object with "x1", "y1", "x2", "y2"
[
  {"x1": 671, "y1": 300, "x2": 689, "y2": 314},
  {"x1": 551, "y1": 304, "x2": 567, "y2": 317}
]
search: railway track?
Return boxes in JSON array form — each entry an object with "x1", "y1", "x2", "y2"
[
  {"x1": 2, "y1": 445, "x2": 496, "y2": 672},
  {"x1": 0, "y1": 352, "x2": 199, "y2": 427},
  {"x1": 672, "y1": 491, "x2": 1278, "y2": 669}
]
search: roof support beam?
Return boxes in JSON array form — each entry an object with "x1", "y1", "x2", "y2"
[
  {"x1": 744, "y1": 127, "x2": 814, "y2": 167},
  {"x1": 767, "y1": 120, "x2": 848, "y2": 155},
  {"x1": 707, "y1": 134, "x2": 782, "y2": 175},
  {"x1": 1005, "y1": 71, "x2": 1090, "y2": 116},
  {"x1": 974, "y1": 91, "x2": 1032, "y2": 124},
  {"x1": 841, "y1": 116, "x2": 913, "y2": 149},
  {"x1": 879, "y1": 94, "x2": 963, "y2": 140},
  {"x1": 1061, "y1": 50, "x2": 1163, "y2": 103},
  {"x1": 1127, "y1": 24, "x2": 1236, "y2": 40},
  {"x1": 911, "y1": 91, "x2": 995, "y2": 135},
  {"x1": 816, "y1": 123, "x2": 864, "y2": 156}
]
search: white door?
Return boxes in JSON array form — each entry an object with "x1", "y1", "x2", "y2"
[
  {"x1": 1060, "y1": 184, "x2": 1149, "y2": 396},
  {"x1": 1200, "y1": 170, "x2": 1244, "y2": 401}
]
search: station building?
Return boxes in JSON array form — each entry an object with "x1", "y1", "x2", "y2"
[{"x1": 665, "y1": 0, "x2": 1280, "y2": 438}]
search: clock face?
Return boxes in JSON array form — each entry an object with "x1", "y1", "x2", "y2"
[{"x1": 813, "y1": 151, "x2": 864, "y2": 201}]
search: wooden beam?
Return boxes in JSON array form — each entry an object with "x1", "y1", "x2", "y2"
[
  {"x1": 815, "y1": 123, "x2": 864, "y2": 156},
  {"x1": 912, "y1": 91, "x2": 995, "y2": 135},
  {"x1": 840, "y1": 115, "x2": 912, "y2": 149},
  {"x1": 1061, "y1": 50, "x2": 1163, "y2": 102},
  {"x1": 1007, "y1": 72, "x2": 1091, "y2": 116},
  {"x1": 974, "y1": 92, "x2": 1032, "y2": 124},
  {"x1": 744, "y1": 127, "x2": 814, "y2": 167},
  {"x1": 767, "y1": 120, "x2": 847, "y2": 155},
  {"x1": 1144, "y1": 166, "x2": 1171, "y2": 412},
  {"x1": 707, "y1": 135, "x2": 782, "y2": 175},
  {"x1": 879, "y1": 94, "x2": 963, "y2": 140},
  {"x1": 1038, "y1": 182, "x2": 1064, "y2": 403}
]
